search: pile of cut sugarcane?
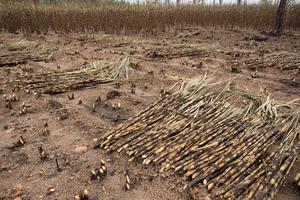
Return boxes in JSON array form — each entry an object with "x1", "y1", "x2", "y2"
[
  {"x1": 9, "y1": 57, "x2": 133, "y2": 94},
  {"x1": 0, "y1": 47, "x2": 56, "y2": 67},
  {"x1": 243, "y1": 57, "x2": 269, "y2": 71},
  {"x1": 99, "y1": 74, "x2": 299, "y2": 199},
  {"x1": 145, "y1": 46, "x2": 200, "y2": 59},
  {"x1": 272, "y1": 53, "x2": 299, "y2": 71},
  {"x1": 243, "y1": 52, "x2": 300, "y2": 71}
]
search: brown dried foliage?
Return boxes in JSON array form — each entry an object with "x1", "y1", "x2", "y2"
[{"x1": 0, "y1": 1, "x2": 299, "y2": 34}]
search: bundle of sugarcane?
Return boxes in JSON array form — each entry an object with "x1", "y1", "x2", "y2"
[
  {"x1": 0, "y1": 39, "x2": 31, "y2": 51},
  {"x1": 194, "y1": 93, "x2": 299, "y2": 199},
  {"x1": 0, "y1": 47, "x2": 57, "y2": 67},
  {"x1": 242, "y1": 57, "x2": 269, "y2": 71},
  {"x1": 242, "y1": 52, "x2": 300, "y2": 72},
  {"x1": 9, "y1": 56, "x2": 134, "y2": 94},
  {"x1": 145, "y1": 46, "x2": 200, "y2": 60},
  {"x1": 209, "y1": 115, "x2": 298, "y2": 200},
  {"x1": 100, "y1": 75, "x2": 235, "y2": 152},
  {"x1": 98, "y1": 74, "x2": 299, "y2": 200},
  {"x1": 271, "y1": 53, "x2": 300, "y2": 71}
]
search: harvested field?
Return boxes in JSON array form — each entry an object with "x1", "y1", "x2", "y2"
[{"x1": 0, "y1": 24, "x2": 300, "y2": 200}]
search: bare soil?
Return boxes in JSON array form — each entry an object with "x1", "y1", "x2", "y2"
[{"x1": 0, "y1": 28, "x2": 299, "y2": 200}]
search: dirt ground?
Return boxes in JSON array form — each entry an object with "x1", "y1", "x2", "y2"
[{"x1": 0, "y1": 28, "x2": 299, "y2": 200}]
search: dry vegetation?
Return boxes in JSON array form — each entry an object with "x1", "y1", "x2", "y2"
[
  {"x1": 0, "y1": 1, "x2": 300, "y2": 200},
  {"x1": 0, "y1": 27, "x2": 299, "y2": 200},
  {"x1": 100, "y1": 75, "x2": 299, "y2": 199},
  {"x1": 0, "y1": 1, "x2": 299, "y2": 34}
]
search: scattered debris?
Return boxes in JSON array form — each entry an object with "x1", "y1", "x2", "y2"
[
  {"x1": 90, "y1": 168, "x2": 100, "y2": 180},
  {"x1": 16, "y1": 135, "x2": 25, "y2": 146},
  {"x1": 19, "y1": 106, "x2": 27, "y2": 115},
  {"x1": 47, "y1": 99, "x2": 63, "y2": 111},
  {"x1": 231, "y1": 65, "x2": 241, "y2": 73},
  {"x1": 130, "y1": 87, "x2": 135, "y2": 94},
  {"x1": 68, "y1": 93, "x2": 75, "y2": 100},
  {"x1": 100, "y1": 159, "x2": 107, "y2": 177},
  {"x1": 90, "y1": 159, "x2": 107, "y2": 181},
  {"x1": 74, "y1": 145, "x2": 88, "y2": 154},
  {"x1": 7, "y1": 135, "x2": 26, "y2": 150},
  {"x1": 55, "y1": 156, "x2": 61, "y2": 172},
  {"x1": 124, "y1": 170, "x2": 132, "y2": 191},
  {"x1": 46, "y1": 188, "x2": 56, "y2": 196},
  {"x1": 107, "y1": 90, "x2": 120, "y2": 100},
  {"x1": 159, "y1": 87, "x2": 170, "y2": 97},
  {"x1": 251, "y1": 71, "x2": 259, "y2": 78},
  {"x1": 130, "y1": 82, "x2": 136, "y2": 94},
  {"x1": 74, "y1": 189, "x2": 89, "y2": 200},
  {"x1": 191, "y1": 61, "x2": 203, "y2": 68},
  {"x1": 44, "y1": 120, "x2": 48, "y2": 127},
  {"x1": 95, "y1": 96, "x2": 101, "y2": 103},
  {"x1": 93, "y1": 138, "x2": 101, "y2": 149},
  {"x1": 6, "y1": 101, "x2": 12, "y2": 109},
  {"x1": 92, "y1": 103, "x2": 96, "y2": 112},
  {"x1": 40, "y1": 128, "x2": 50, "y2": 136},
  {"x1": 56, "y1": 108, "x2": 69, "y2": 120},
  {"x1": 114, "y1": 82, "x2": 121, "y2": 89},
  {"x1": 113, "y1": 115, "x2": 119, "y2": 122},
  {"x1": 38, "y1": 146, "x2": 47, "y2": 160},
  {"x1": 147, "y1": 70, "x2": 154, "y2": 75}
]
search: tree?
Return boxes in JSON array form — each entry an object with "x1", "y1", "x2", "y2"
[
  {"x1": 32, "y1": 0, "x2": 39, "y2": 5},
  {"x1": 273, "y1": 0, "x2": 288, "y2": 36},
  {"x1": 237, "y1": 0, "x2": 242, "y2": 5}
]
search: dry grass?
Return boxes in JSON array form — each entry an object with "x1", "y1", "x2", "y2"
[{"x1": 0, "y1": 1, "x2": 299, "y2": 34}]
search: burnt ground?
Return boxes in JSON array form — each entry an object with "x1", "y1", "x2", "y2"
[{"x1": 0, "y1": 28, "x2": 299, "y2": 200}]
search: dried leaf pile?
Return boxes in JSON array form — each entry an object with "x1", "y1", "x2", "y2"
[
  {"x1": 99, "y1": 75, "x2": 299, "y2": 199},
  {"x1": 9, "y1": 57, "x2": 134, "y2": 94}
]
